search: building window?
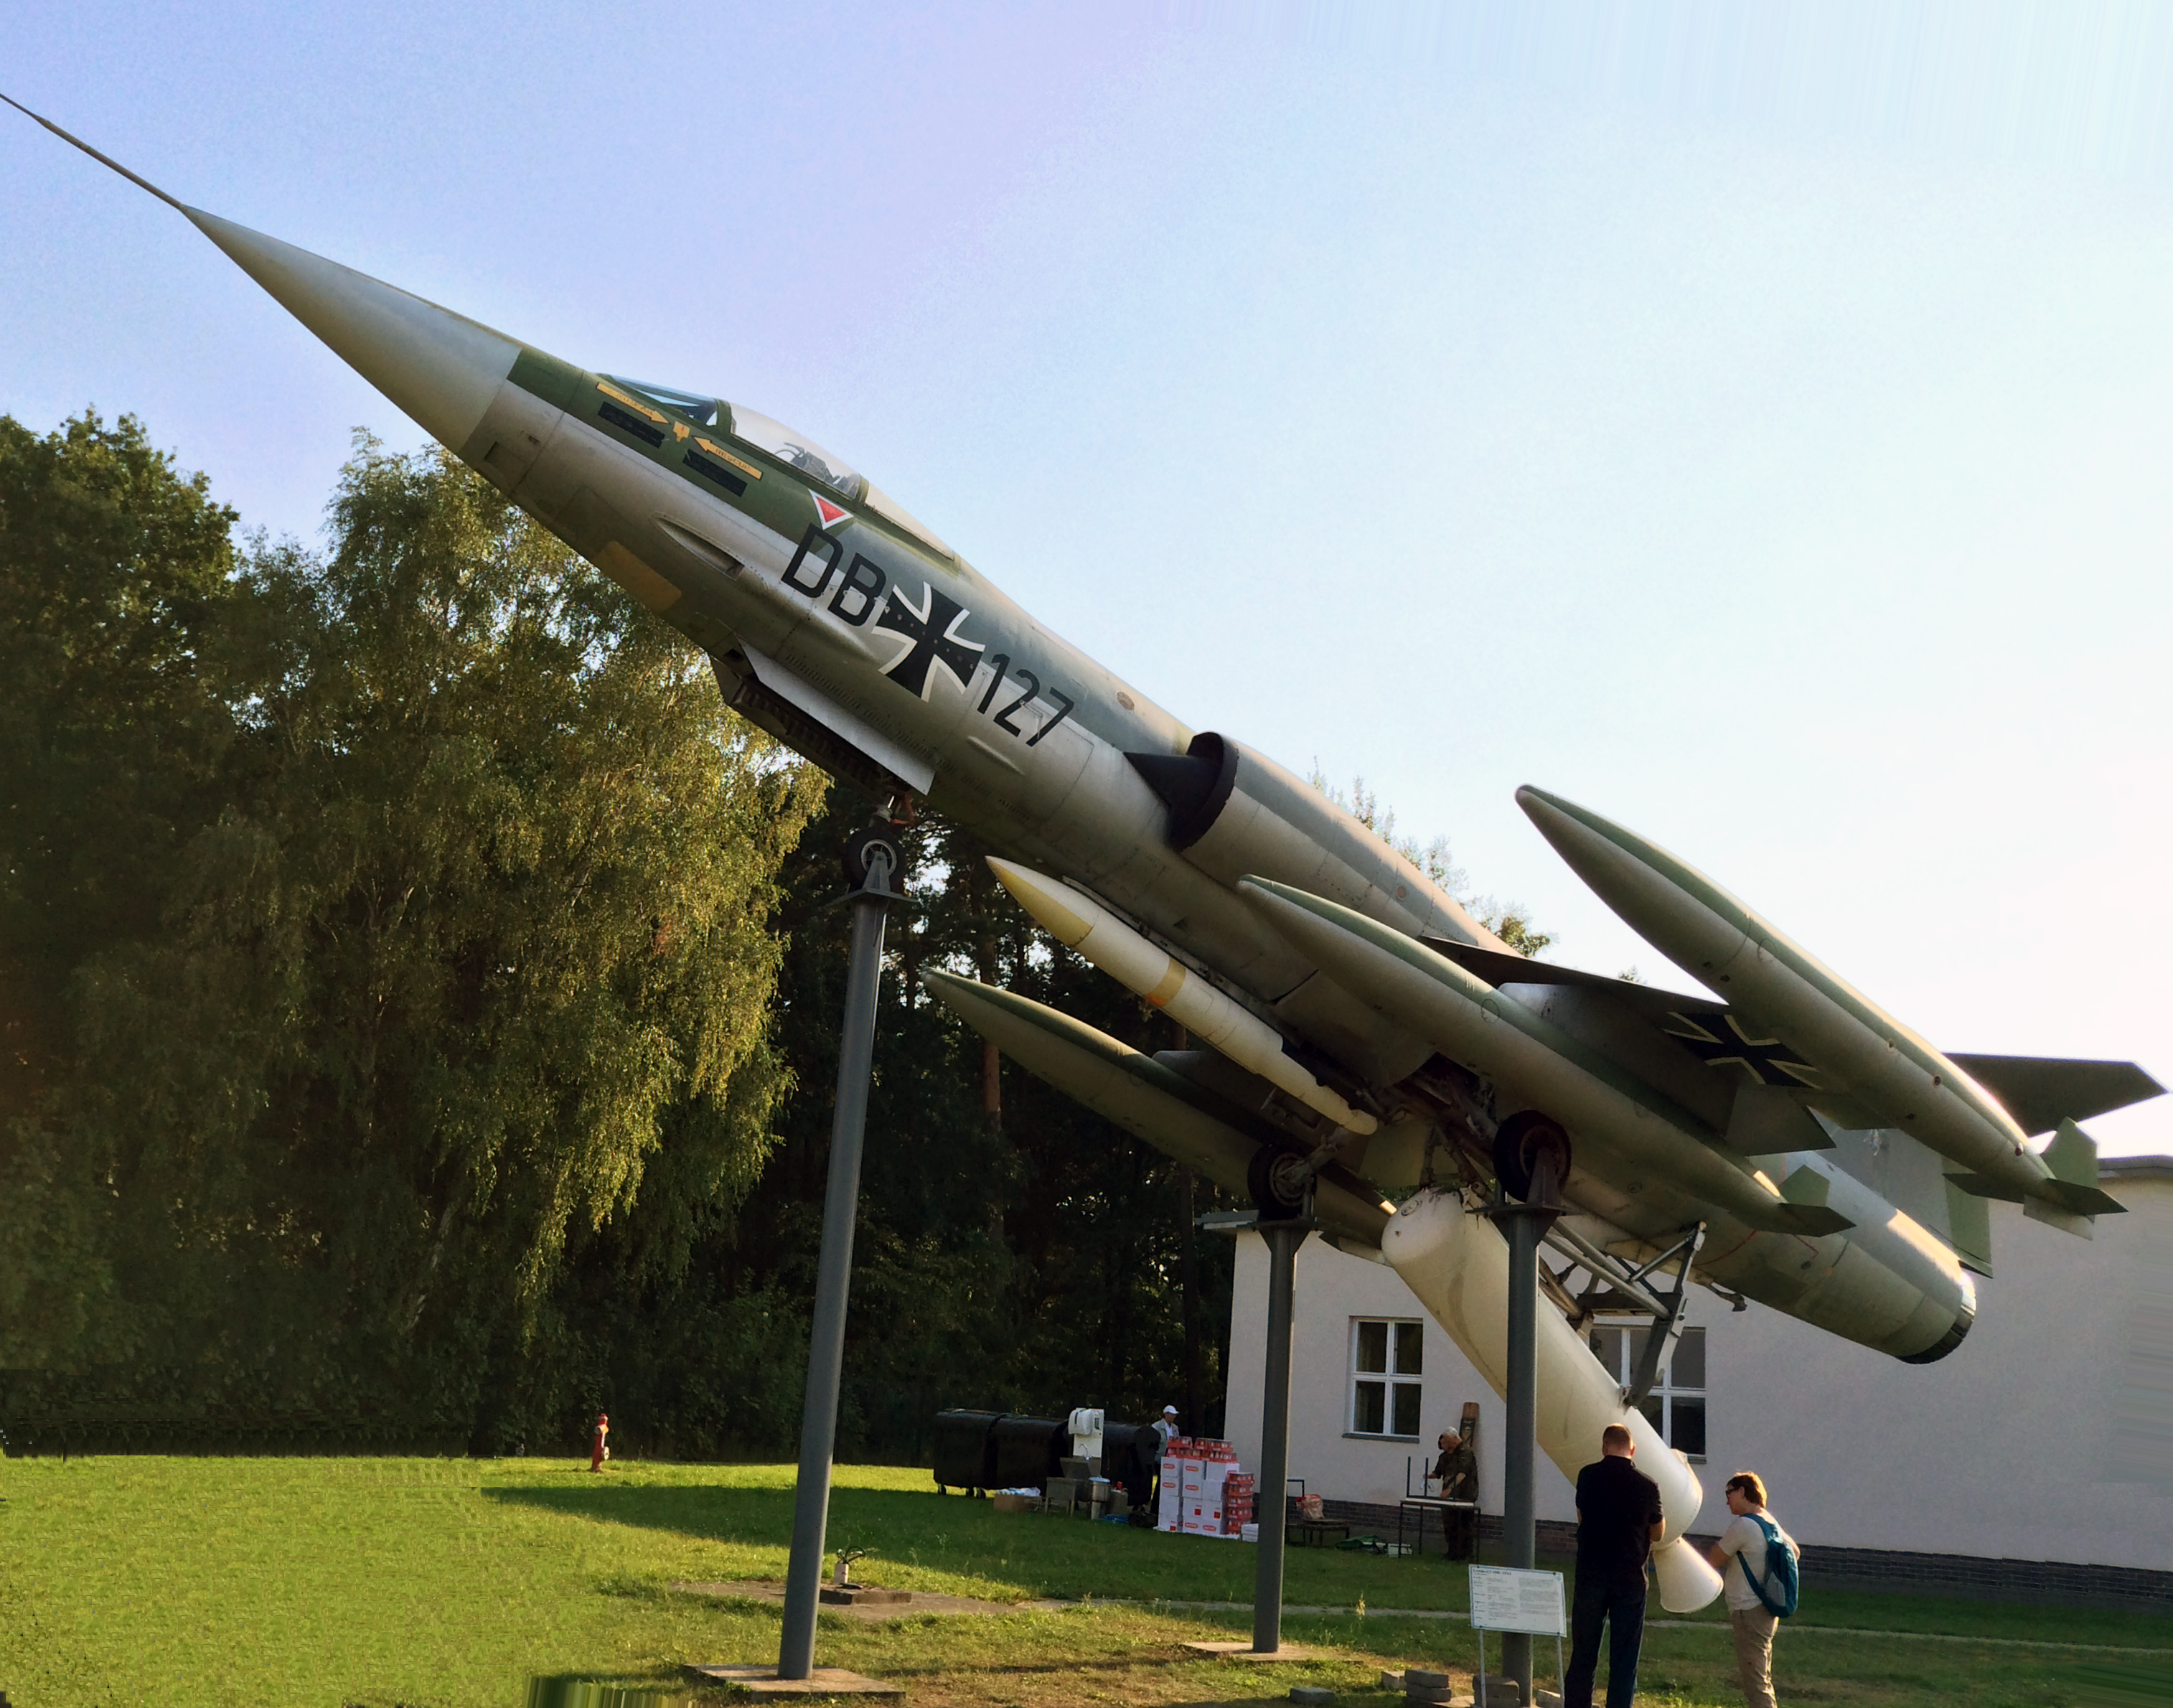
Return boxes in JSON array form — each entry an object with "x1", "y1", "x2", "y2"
[
  {"x1": 1588, "y1": 1323, "x2": 1706, "y2": 1460},
  {"x1": 1350, "y1": 1318, "x2": 1424, "y2": 1439}
]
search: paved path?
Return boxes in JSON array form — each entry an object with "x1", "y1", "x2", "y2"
[{"x1": 1100, "y1": 1599, "x2": 2173, "y2": 1657}]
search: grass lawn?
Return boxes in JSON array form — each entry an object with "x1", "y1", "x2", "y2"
[{"x1": 2, "y1": 1457, "x2": 2167, "y2": 1707}]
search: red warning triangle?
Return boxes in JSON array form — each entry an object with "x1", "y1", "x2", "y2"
[{"x1": 814, "y1": 493, "x2": 852, "y2": 528}]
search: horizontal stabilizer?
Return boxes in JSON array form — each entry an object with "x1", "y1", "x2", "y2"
[
  {"x1": 2037, "y1": 1178, "x2": 2128, "y2": 1218},
  {"x1": 1944, "y1": 1052, "x2": 2164, "y2": 1137}
]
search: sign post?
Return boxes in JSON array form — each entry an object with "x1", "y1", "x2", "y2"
[{"x1": 1468, "y1": 1564, "x2": 1566, "y2": 1708}]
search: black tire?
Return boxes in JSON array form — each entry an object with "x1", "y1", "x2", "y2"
[
  {"x1": 843, "y1": 822, "x2": 903, "y2": 888},
  {"x1": 1248, "y1": 1146, "x2": 1310, "y2": 1218},
  {"x1": 1493, "y1": 1110, "x2": 1571, "y2": 1203}
]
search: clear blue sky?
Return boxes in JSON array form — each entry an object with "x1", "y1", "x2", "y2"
[{"x1": 6, "y1": 1, "x2": 2169, "y2": 1155}]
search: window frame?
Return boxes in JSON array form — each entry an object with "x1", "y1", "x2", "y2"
[
  {"x1": 1346, "y1": 1315, "x2": 1425, "y2": 1442},
  {"x1": 1587, "y1": 1320, "x2": 1707, "y2": 1463}
]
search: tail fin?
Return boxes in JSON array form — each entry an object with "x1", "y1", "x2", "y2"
[
  {"x1": 1949, "y1": 1118, "x2": 2125, "y2": 1238},
  {"x1": 2032, "y1": 1119, "x2": 2127, "y2": 1223}
]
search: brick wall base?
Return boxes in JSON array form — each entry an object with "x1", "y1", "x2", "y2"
[{"x1": 1315, "y1": 1498, "x2": 2171, "y2": 1615}]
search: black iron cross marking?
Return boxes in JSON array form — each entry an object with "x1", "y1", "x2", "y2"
[
  {"x1": 875, "y1": 583, "x2": 984, "y2": 699},
  {"x1": 1663, "y1": 1011, "x2": 1821, "y2": 1088}
]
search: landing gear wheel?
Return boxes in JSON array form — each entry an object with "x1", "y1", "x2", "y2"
[
  {"x1": 1248, "y1": 1147, "x2": 1310, "y2": 1219},
  {"x1": 1493, "y1": 1111, "x2": 1572, "y2": 1203},
  {"x1": 843, "y1": 822, "x2": 904, "y2": 889}
]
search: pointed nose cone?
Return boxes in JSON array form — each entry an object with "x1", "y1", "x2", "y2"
[
  {"x1": 1516, "y1": 784, "x2": 1757, "y2": 982},
  {"x1": 184, "y1": 207, "x2": 519, "y2": 453},
  {"x1": 1514, "y1": 785, "x2": 1630, "y2": 863},
  {"x1": 1516, "y1": 784, "x2": 1698, "y2": 898}
]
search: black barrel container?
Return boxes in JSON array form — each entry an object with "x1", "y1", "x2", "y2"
[
  {"x1": 931, "y1": 1409, "x2": 1002, "y2": 1493},
  {"x1": 989, "y1": 1414, "x2": 1068, "y2": 1491}
]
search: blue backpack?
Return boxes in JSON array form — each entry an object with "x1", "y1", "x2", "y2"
[{"x1": 1742, "y1": 1514, "x2": 1800, "y2": 1618}]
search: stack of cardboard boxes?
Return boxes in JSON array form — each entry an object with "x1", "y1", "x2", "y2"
[
  {"x1": 1156, "y1": 1439, "x2": 1254, "y2": 1539},
  {"x1": 1221, "y1": 1472, "x2": 1254, "y2": 1539}
]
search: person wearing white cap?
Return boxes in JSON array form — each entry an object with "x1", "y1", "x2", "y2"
[{"x1": 1151, "y1": 1406, "x2": 1180, "y2": 1512}]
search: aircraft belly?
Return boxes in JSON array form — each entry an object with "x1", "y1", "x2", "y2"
[
  {"x1": 770, "y1": 619, "x2": 944, "y2": 782},
  {"x1": 929, "y1": 725, "x2": 1323, "y2": 1010},
  {"x1": 1031, "y1": 718, "x2": 1156, "y2": 869}
]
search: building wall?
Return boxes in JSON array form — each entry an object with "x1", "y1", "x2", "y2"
[{"x1": 1225, "y1": 1164, "x2": 2172, "y2": 1572}]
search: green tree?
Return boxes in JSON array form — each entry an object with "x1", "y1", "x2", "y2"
[
  {"x1": 0, "y1": 410, "x2": 245, "y2": 1370},
  {"x1": 1, "y1": 422, "x2": 821, "y2": 1443}
]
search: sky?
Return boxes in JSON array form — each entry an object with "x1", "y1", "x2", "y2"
[{"x1": 4, "y1": 1, "x2": 2169, "y2": 1155}]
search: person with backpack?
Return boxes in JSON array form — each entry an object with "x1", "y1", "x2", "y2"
[{"x1": 1707, "y1": 1471, "x2": 1799, "y2": 1708}]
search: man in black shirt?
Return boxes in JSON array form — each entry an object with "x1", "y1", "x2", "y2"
[{"x1": 1566, "y1": 1423, "x2": 1665, "y2": 1708}]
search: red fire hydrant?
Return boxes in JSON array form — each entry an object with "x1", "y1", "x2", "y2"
[{"x1": 590, "y1": 1412, "x2": 610, "y2": 1473}]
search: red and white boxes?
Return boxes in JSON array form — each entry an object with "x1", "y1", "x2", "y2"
[
  {"x1": 1157, "y1": 1439, "x2": 1250, "y2": 1539},
  {"x1": 1220, "y1": 1472, "x2": 1255, "y2": 1536}
]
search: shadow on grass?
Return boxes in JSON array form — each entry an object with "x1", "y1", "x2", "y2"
[
  {"x1": 487, "y1": 1478, "x2": 807, "y2": 1547},
  {"x1": 480, "y1": 1481, "x2": 1320, "y2": 1605}
]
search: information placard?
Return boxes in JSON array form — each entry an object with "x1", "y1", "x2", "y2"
[{"x1": 1468, "y1": 1565, "x2": 1566, "y2": 1636}]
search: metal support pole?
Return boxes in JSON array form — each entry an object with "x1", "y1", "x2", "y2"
[
  {"x1": 1499, "y1": 1203, "x2": 1542, "y2": 1702},
  {"x1": 778, "y1": 836, "x2": 896, "y2": 1681},
  {"x1": 1252, "y1": 1218, "x2": 1311, "y2": 1653},
  {"x1": 1487, "y1": 1148, "x2": 1562, "y2": 1708}
]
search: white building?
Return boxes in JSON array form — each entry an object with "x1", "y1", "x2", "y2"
[{"x1": 1224, "y1": 1156, "x2": 2171, "y2": 1602}]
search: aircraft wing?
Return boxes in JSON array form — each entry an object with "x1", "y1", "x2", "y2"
[{"x1": 1942, "y1": 1053, "x2": 2166, "y2": 1137}]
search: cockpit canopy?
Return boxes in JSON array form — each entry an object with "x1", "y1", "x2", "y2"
[
  {"x1": 611, "y1": 377, "x2": 950, "y2": 556},
  {"x1": 614, "y1": 379, "x2": 721, "y2": 428},
  {"x1": 727, "y1": 405, "x2": 858, "y2": 497}
]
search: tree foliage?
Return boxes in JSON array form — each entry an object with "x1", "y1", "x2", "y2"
[{"x1": 1, "y1": 418, "x2": 821, "y2": 1441}]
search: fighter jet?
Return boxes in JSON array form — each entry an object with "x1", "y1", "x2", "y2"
[{"x1": 14, "y1": 99, "x2": 2162, "y2": 1603}]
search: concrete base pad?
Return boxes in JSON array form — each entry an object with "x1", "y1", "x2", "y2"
[
  {"x1": 1181, "y1": 1641, "x2": 1322, "y2": 1661},
  {"x1": 683, "y1": 1665, "x2": 904, "y2": 1697}
]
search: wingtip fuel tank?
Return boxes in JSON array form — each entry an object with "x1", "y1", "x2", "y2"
[{"x1": 1515, "y1": 787, "x2": 2139, "y2": 1231}]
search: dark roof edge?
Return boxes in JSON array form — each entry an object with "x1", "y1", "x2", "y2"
[{"x1": 2098, "y1": 1154, "x2": 2172, "y2": 1181}]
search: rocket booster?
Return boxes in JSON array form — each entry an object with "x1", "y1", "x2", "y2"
[{"x1": 987, "y1": 858, "x2": 1377, "y2": 1136}]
